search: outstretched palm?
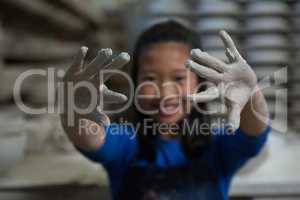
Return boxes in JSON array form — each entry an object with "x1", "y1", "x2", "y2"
[
  {"x1": 186, "y1": 30, "x2": 257, "y2": 131},
  {"x1": 62, "y1": 47, "x2": 130, "y2": 127}
]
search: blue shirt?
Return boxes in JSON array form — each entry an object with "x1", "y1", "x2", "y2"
[{"x1": 77, "y1": 123, "x2": 270, "y2": 200}]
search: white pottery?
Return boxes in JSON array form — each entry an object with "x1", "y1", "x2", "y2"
[
  {"x1": 247, "y1": 49, "x2": 290, "y2": 64},
  {"x1": 195, "y1": 0, "x2": 239, "y2": 16},
  {"x1": 196, "y1": 17, "x2": 239, "y2": 33},
  {"x1": 246, "y1": 1, "x2": 289, "y2": 16},
  {"x1": 246, "y1": 17, "x2": 289, "y2": 32},
  {"x1": 245, "y1": 34, "x2": 289, "y2": 49},
  {"x1": 0, "y1": 114, "x2": 26, "y2": 174}
]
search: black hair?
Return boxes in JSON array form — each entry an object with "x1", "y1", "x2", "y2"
[{"x1": 129, "y1": 20, "x2": 211, "y2": 161}]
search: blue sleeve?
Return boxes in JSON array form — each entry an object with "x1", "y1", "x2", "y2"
[
  {"x1": 213, "y1": 123, "x2": 271, "y2": 176},
  {"x1": 75, "y1": 123, "x2": 138, "y2": 167}
]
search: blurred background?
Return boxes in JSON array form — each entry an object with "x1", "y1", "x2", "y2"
[{"x1": 0, "y1": 0, "x2": 299, "y2": 199}]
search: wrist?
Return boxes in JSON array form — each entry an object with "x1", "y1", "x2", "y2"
[{"x1": 243, "y1": 87, "x2": 269, "y2": 121}]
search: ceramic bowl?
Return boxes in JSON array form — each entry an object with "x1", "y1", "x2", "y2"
[
  {"x1": 196, "y1": 17, "x2": 239, "y2": 33},
  {"x1": 245, "y1": 34, "x2": 289, "y2": 49},
  {"x1": 246, "y1": 17, "x2": 289, "y2": 32},
  {"x1": 195, "y1": 0, "x2": 239, "y2": 16},
  {"x1": 247, "y1": 49, "x2": 290, "y2": 64},
  {"x1": 246, "y1": 1, "x2": 289, "y2": 16}
]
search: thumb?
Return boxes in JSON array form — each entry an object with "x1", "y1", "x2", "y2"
[
  {"x1": 227, "y1": 102, "x2": 241, "y2": 132},
  {"x1": 100, "y1": 84, "x2": 128, "y2": 103},
  {"x1": 85, "y1": 109, "x2": 111, "y2": 127}
]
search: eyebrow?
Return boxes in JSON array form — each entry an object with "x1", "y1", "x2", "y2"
[
  {"x1": 139, "y1": 68, "x2": 156, "y2": 73},
  {"x1": 174, "y1": 68, "x2": 187, "y2": 73}
]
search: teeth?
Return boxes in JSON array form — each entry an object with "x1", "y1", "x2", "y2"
[
  {"x1": 160, "y1": 105, "x2": 179, "y2": 115},
  {"x1": 165, "y1": 105, "x2": 175, "y2": 110}
]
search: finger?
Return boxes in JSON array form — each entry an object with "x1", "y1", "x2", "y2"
[
  {"x1": 96, "y1": 113, "x2": 111, "y2": 127},
  {"x1": 82, "y1": 48, "x2": 113, "y2": 79},
  {"x1": 186, "y1": 87, "x2": 219, "y2": 103},
  {"x1": 100, "y1": 84, "x2": 128, "y2": 103},
  {"x1": 225, "y1": 48, "x2": 235, "y2": 63},
  {"x1": 227, "y1": 103, "x2": 241, "y2": 132},
  {"x1": 185, "y1": 60, "x2": 223, "y2": 83},
  {"x1": 191, "y1": 49, "x2": 227, "y2": 72},
  {"x1": 69, "y1": 46, "x2": 88, "y2": 74},
  {"x1": 85, "y1": 113, "x2": 111, "y2": 127},
  {"x1": 102, "y1": 52, "x2": 130, "y2": 82},
  {"x1": 219, "y1": 30, "x2": 242, "y2": 61}
]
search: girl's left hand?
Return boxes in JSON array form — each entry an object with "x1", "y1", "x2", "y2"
[{"x1": 185, "y1": 30, "x2": 258, "y2": 131}]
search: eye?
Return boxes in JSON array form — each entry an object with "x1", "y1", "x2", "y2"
[
  {"x1": 174, "y1": 75, "x2": 186, "y2": 83},
  {"x1": 142, "y1": 75, "x2": 156, "y2": 82}
]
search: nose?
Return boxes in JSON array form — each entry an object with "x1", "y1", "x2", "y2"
[{"x1": 160, "y1": 81, "x2": 180, "y2": 101}]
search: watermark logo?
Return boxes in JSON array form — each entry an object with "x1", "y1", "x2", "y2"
[{"x1": 13, "y1": 66, "x2": 288, "y2": 134}]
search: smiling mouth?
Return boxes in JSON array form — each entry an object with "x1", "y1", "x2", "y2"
[{"x1": 159, "y1": 104, "x2": 180, "y2": 116}]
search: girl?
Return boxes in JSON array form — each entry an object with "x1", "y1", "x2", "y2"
[{"x1": 61, "y1": 20, "x2": 270, "y2": 200}]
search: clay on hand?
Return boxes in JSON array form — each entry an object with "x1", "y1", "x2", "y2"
[
  {"x1": 185, "y1": 30, "x2": 258, "y2": 131},
  {"x1": 62, "y1": 47, "x2": 130, "y2": 127}
]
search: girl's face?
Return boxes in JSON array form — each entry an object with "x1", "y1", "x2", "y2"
[{"x1": 136, "y1": 42, "x2": 199, "y2": 124}]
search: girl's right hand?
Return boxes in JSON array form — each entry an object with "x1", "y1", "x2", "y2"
[{"x1": 62, "y1": 46, "x2": 130, "y2": 129}]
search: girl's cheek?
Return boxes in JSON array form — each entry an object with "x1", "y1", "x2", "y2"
[
  {"x1": 136, "y1": 84, "x2": 159, "y2": 110},
  {"x1": 179, "y1": 77, "x2": 198, "y2": 96}
]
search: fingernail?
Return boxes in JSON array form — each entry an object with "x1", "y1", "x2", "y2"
[
  {"x1": 105, "y1": 48, "x2": 113, "y2": 56},
  {"x1": 185, "y1": 60, "x2": 193, "y2": 68},
  {"x1": 219, "y1": 30, "x2": 226, "y2": 35},
  {"x1": 191, "y1": 49, "x2": 201, "y2": 56},
  {"x1": 81, "y1": 46, "x2": 88, "y2": 53},
  {"x1": 99, "y1": 48, "x2": 112, "y2": 57},
  {"x1": 122, "y1": 95, "x2": 128, "y2": 102},
  {"x1": 190, "y1": 49, "x2": 196, "y2": 55},
  {"x1": 119, "y1": 52, "x2": 130, "y2": 61}
]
